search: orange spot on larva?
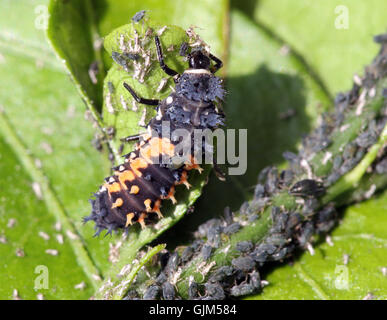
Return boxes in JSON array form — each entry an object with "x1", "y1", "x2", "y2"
[
  {"x1": 152, "y1": 200, "x2": 163, "y2": 219},
  {"x1": 118, "y1": 170, "x2": 135, "y2": 188},
  {"x1": 111, "y1": 198, "x2": 123, "y2": 209},
  {"x1": 105, "y1": 182, "x2": 122, "y2": 194},
  {"x1": 130, "y1": 158, "x2": 148, "y2": 176},
  {"x1": 130, "y1": 185, "x2": 140, "y2": 194},
  {"x1": 125, "y1": 213, "x2": 134, "y2": 227},
  {"x1": 176, "y1": 171, "x2": 191, "y2": 189},
  {"x1": 163, "y1": 186, "x2": 177, "y2": 204},
  {"x1": 138, "y1": 213, "x2": 147, "y2": 229},
  {"x1": 140, "y1": 137, "x2": 175, "y2": 160},
  {"x1": 144, "y1": 199, "x2": 152, "y2": 212}
]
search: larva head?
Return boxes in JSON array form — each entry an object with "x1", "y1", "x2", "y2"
[{"x1": 188, "y1": 50, "x2": 211, "y2": 70}]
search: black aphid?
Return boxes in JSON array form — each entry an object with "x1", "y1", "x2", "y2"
[
  {"x1": 223, "y1": 206, "x2": 234, "y2": 225},
  {"x1": 230, "y1": 270, "x2": 261, "y2": 297},
  {"x1": 188, "y1": 280, "x2": 199, "y2": 299},
  {"x1": 111, "y1": 51, "x2": 129, "y2": 70},
  {"x1": 231, "y1": 256, "x2": 255, "y2": 272},
  {"x1": 236, "y1": 241, "x2": 253, "y2": 253},
  {"x1": 143, "y1": 285, "x2": 160, "y2": 300},
  {"x1": 179, "y1": 42, "x2": 189, "y2": 57},
  {"x1": 164, "y1": 252, "x2": 179, "y2": 276},
  {"x1": 181, "y1": 246, "x2": 194, "y2": 263},
  {"x1": 223, "y1": 222, "x2": 241, "y2": 235},
  {"x1": 201, "y1": 244, "x2": 212, "y2": 260},
  {"x1": 122, "y1": 52, "x2": 140, "y2": 61},
  {"x1": 132, "y1": 10, "x2": 146, "y2": 23},
  {"x1": 209, "y1": 266, "x2": 234, "y2": 282},
  {"x1": 155, "y1": 271, "x2": 168, "y2": 285},
  {"x1": 289, "y1": 179, "x2": 325, "y2": 198},
  {"x1": 203, "y1": 282, "x2": 225, "y2": 300},
  {"x1": 207, "y1": 225, "x2": 222, "y2": 248},
  {"x1": 162, "y1": 282, "x2": 175, "y2": 300}
]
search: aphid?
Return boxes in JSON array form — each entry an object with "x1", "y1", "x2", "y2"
[
  {"x1": 270, "y1": 247, "x2": 288, "y2": 261},
  {"x1": 143, "y1": 285, "x2": 160, "y2": 300},
  {"x1": 315, "y1": 204, "x2": 337, "y2": 233},
  {"x1": 247, "y1": 197, "x2": 269, "y2": 214},
  {"x1": 248, "y1": 214, "x2": 258, "y2": 222},
  {"x1": 239, "y1": 201, "x2": 249, "y2": 215},
  {"x1": 279, "y1": 170, "x2": 294, "y2": 187},
  {"x1": 179, "y1": 42, "x2": 189, "y2": 57},
  {"x1": 289, "y1": 179, "x2": 325, "y2": 198},
  {"x1": 161, "y1": 282, "x2": 176, "y2": 300},
  {"x1": 181, "y1": 246, "x2": 194, "y2": 263},
  {"x1": 201, "y1": 244, "x2": 212, "y2": 260},
  {"x1": 223, "y1": 222, "x2": 241, "y2": 235},
  {"x1": 375, "y1": 158, "x2": 387, "y2": 174},
  {"x1": 155, "y1": 271, "x2": 168, "y2": 285},
  {"x1": 302, "y1": 198, "x2": 319, "y2": 217},
  {"x1": 132, "y1": 10, "x2": 146, "y2": 23},
  {"x1": 203, "y1": 282, "x2": 225, "y2": 300},
  {"x1": 282, "y1": 151, "x2": 298, "y2": 162},
  {"x1": 253, "y1": 184, "x2": 265, "y2": 199},
  {"x1": 230, "y1": 270, "x2": 261, "y2": 297},
  {"x1": 85, "y1": 34, "x2": 224, "y2": 234},
  {"x1": 111, "y1": 51, "x2": 129, "y2": 71},
  {"x1": 196, "y1": 218, "x2": 222, "y2": 239},
  {"x1": 230, "y1": 283, "x2": 254, "y2": 297},
  {"x1": 356, "y1": 130, "x2": 377, "y2": 148},
  {"x1": 209, "y1": 266, "x2": 234, "y2": 282},
  {"x1": 88, "y1": 61, "x2": 99, "y2": 84},
  {"x1": 122, "y1": 52, "x2": 140, "y2": 61},
  {"x1": 188, "y1": 279, "x2": 199, "y2": 299},
  {"x1": 223, "y1": 207, "x2": 233, "y2": 225},
  {"x1": 297, "y1": 221, "x2": 315, "y2": 247},
  {"x1": 164, "y1": 252, "x2": 179, "y2": 276},
  {"x1": 270, "y1": 208, "x2": 288, "y2": 232},
  {"x1": 206, "y1": 226, "x2": 222, "y2": 248},
  {"x1": 236, "y1": 241, "x2": 253, "y2": 253},
  {"x1": 264, "y1": 167, "x2": 278, "y2": 195},
  {"x1": 374, "y1": 33, "x2": 387, "y2": 44},
  {"x1": 231, "y1": 256, "x2": 255, "y2": 272},
  {"x1": 265, "y1": 233, "x2": 287, "y2": 247}
]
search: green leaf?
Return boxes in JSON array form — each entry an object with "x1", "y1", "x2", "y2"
[
  {"x1": 47, "y1": 0, "x2": 105, "y2": 111},
  {"x1": 250, "y1": 0, "x2": 386, "y2": 94},
  {"x1": 247, "y1": 190, "x2": 387, "y2": 300},
  {"x1": 0, "y1": 134, "x2": 93, "y2": 299},
  {"x1": 0, "y1": 0, "x2": 112, "y2": 298}
]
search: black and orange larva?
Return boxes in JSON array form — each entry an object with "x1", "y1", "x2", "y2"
[{"x1": 84, "y1": 35, "x2": 225, "y2": 236}]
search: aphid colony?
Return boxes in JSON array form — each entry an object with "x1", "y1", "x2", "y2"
[
  {"x1": 84, "y1": 24, "x2": 225, "y2": 235},
  {"x1": 124, "y1": 33, "x2": 387, "y2": 299}
]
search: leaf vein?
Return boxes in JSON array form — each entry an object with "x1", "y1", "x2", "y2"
[{"x1": 0, "y1": 109, "x2": 102, "y2": 290}]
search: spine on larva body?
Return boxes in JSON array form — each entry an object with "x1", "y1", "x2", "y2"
[{"x1": 110, "y1": 34, "x2": 387, "y2": 300}]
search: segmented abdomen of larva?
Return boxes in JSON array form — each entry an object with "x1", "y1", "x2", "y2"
[{"x1": 85, "y1": 135, "x2": 200, "y2": 236}]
